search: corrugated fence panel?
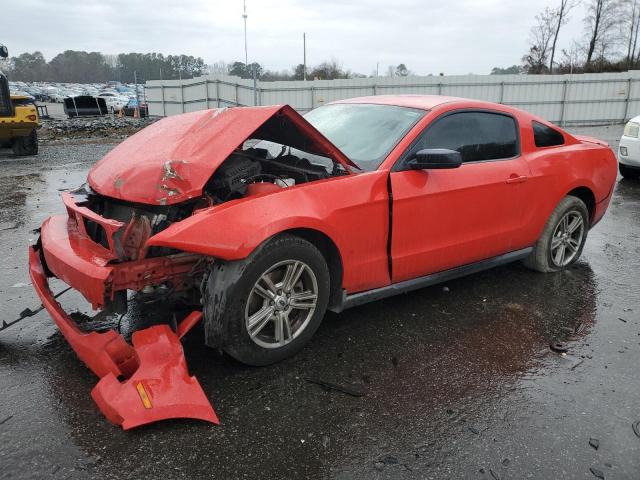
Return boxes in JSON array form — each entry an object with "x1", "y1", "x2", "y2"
[{"x1": 146, "y1": 71, "x2": 640, "y2": 124}]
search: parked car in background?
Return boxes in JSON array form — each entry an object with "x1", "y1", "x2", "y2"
[
  {"x1": 122, "y1": 97, "x2": 148, "y2": 117},
  {"x1": 97, "y1": 91, "x2": 128, "y2": 113},
  {"x1": 618, "y1": 116, "x2": 640, "y2": 178}
]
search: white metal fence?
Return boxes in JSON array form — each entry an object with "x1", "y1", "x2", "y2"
[{"x1": 146, "y1": 71, "x2": 640, "y2": 126}]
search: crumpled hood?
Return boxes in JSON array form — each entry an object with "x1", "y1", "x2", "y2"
[{"x1": 88, "y1": 105, "x2": 356, "y2": 206}]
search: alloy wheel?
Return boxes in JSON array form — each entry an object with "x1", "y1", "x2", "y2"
[
  {"x1": 550, "y1": 210, "x2": 585, "y2": 267},
  {"x1": 245, "y1": 260, "x2": 319, "y2": 349}
]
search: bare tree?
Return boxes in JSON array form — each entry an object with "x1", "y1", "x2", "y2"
[
  {"x1": 584, "y1": 0, "x2": 624, "y2": 66},
  {"x1": 549, "y1": 0, "x2": 578, "y2": 72},
  {"x1": 560, "y1": 42, "x2": 584, "y2": 73},
  {"x1": 626, "y1": 0, "x2": 640, "y2": 67},
  {"x1": 523, "y1": 7, "x2": 556, "y2": 73},
  {"x1": 208, "y1": 61, "x2": 228, "y2": 75}
]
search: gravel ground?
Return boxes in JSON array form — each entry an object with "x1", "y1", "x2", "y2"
[{"x1": 0, "y1": 125, "x2": 639, "y2": 479}]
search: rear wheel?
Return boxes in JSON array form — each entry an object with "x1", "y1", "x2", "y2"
[
  {"x1": 523, "y1": 196, "x2": 589, "y2": 273},
  {"x1": 620, "y1": 163, "x2": 640, "y2": 179},
  {"x1": 203, "y1": 234, "x2": 330, "y2": 366},
  {"x1": 12, "y1": 130, "x2": 38, "y2": 156}
]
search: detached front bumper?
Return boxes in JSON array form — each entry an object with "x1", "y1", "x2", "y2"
[{"x1": 28, "y1": 245, "x2": 218, "y2": 429}]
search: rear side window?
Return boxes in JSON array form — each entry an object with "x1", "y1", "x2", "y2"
[
  {"x1": 412, "y1": 111, "x2": 519, "y2": 163},
  {"x1": 533, "y1": 121, "x2": 564, "y2": 147}
]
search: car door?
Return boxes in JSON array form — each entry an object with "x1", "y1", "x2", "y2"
[{"x1": 389, "y1": 110, "x2": 532, "y2": 283}]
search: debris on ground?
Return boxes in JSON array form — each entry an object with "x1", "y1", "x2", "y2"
[
  {"x1": 549, "y1": 341, "x2": 569, "y2": 353},
  {"x1": 589, "y1": 438, "x2": 600, "y2": 450},
  {"x1": 589, "y1": 466, "x2": 605, "y2": 479},
  {"x1": 633, "y1": 421, "x2": 640, "y2": 439},
  {"x1": 305, "y1": 378, "x2": 365, "y2": 397},
  {"x1": 570, "y1": 360, "x2": 585, "y2": 370}
]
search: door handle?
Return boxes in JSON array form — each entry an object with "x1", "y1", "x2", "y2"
[{"x1": 506, "y1": 175, "x2": 528, "y2": 184}]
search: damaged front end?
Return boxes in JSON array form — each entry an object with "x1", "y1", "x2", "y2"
[
  {"x1": 28, "y1": 189, "x2": 218, "y2": 429},
  {"x1": 29, "y1": 251, "x2": 218, "y2": 429},
  {"x1": 28, "y1": 105, "x2": 354, "y2": 429}
]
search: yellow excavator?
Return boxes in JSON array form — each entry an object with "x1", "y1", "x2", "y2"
[{"x1": 0, "y1": 44, "x2": 39, "y2": 156}]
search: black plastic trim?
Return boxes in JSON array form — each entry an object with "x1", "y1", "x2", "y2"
[{"x1": 338, "y1": 247, "x2": 532, "y2": 310}]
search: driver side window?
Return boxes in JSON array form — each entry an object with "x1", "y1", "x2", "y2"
[{"x1": 408, "y1": 111, "x2": 519, "y2": 163}]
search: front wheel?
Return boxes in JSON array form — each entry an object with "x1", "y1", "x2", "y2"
[
  {"x1": 12, "y1": 130, "x2": 38, "y2": 156},
  {"x1": 203, "y1": 234, "x2": 330, "y2": 366},
  {"x1": 523, "y1": 196, "x2": 589, "y2": 273}
]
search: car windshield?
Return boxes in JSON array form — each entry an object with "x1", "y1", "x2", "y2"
[{"x1": 303, "y1": 103, "x2": 425, "y2": 171}]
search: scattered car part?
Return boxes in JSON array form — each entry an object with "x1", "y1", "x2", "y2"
[
  {"x1": 589, "y1": 438, "x2": 600, "y2": 450},
  {"x1": 549, "y1": 341, "x2": 569, "y2": 353},
  {"x1": 0, "y1": 286, "x2": 71, "y2": 332},
  {"x1": 92, "y1": 322, "x2": 219, "y2": 430},
  {"x1": 305, "y1": 378, "x2": 365, "y2": 397},
  {"x1": 28, "y1": 246, "x2": 218, "y2": 430},
  {"x1": 633, "y1": 420, "x2": 640, "y2": 439}
]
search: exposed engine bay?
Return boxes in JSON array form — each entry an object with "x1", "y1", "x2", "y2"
[
  {"x1": 205, "y1": 143, "x2": 345, "y2": 203},
  {"x1": 77, "y1": 142, "x2": 345, "y2": 265}
]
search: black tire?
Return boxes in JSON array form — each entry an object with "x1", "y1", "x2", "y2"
[
  {"x1": 619, "y1": 163, "x2": 640, "y2": 179},
  {"x1": 11, "y1": 130, "x2": 38, "y2": 156},
  {"x1": 203, "y1": 234, "x2": 330, "y2": 366},
  {"x1": 523, "y1": 196, "x2": 589, "y2": 273}
]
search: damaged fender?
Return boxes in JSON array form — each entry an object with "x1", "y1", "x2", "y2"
[{"x1": 145, "y1": 169, "x2": 392, "y2": 294}]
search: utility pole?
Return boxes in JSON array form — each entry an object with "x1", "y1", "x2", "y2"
[
  {"x1": 134, "y1": 70, "x2": 140, "y2": 118},
  {"x1": 242, "y1": 0, "x2": 248, "y2": 67},
  {"x1": 303, "y1": 32, "x2": 307, "y2": 81}
]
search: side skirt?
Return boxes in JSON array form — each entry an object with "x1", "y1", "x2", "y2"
[{"x1": 332, "y1": 247, "x2": 533, "y2": 312}]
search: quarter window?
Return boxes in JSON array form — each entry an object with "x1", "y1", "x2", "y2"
[
  {"x1": 532, "y1": 121, "x2": 564, "y2": 147},
  {"x1": 409, "y1": 111, "x2": 519, "y2": 163}
]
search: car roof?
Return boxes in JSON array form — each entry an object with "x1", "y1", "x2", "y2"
[{"x1": 331, "y1": 94, "x2": 507, "y2": 112}]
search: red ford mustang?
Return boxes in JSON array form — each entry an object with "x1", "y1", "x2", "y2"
[{"x1": 29, "y1": 95, "x2": 617, "y2": 428}]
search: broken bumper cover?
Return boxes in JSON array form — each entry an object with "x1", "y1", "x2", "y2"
[
  {"x1": 40, "y1": 214, "x2": 116, "y2": 310},
  {"x1": 39, "y1": 205, "x2": 201, "y2": 310},
  {"x1": 28, "y1": 245, "x2": 218, "y2": 430}
]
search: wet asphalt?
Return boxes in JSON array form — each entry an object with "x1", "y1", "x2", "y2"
[{"x1": 0, "y1": 125, "x2": 639, "y2": 479}]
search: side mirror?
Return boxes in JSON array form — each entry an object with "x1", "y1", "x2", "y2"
[
  {"x1": 405, "y1": 148, "x2": 462, "y2": 170},
  {"x1": 0, "y1": 45, "x2": 7, "y2": 58}
]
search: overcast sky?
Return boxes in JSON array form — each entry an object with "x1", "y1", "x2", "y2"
[{"x1": 5, "y1": 0, "x2": 590, "y2": 75}]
